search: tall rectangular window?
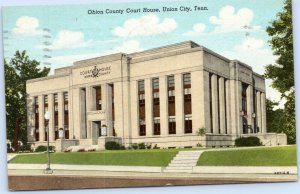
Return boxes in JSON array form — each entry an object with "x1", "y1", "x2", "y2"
[
  {"x1": 184, "y1": 115, "x2": 192, "y2": 134},
  {"x1": 64, "y1": 92, "x2": 69, "y2": 139},
  {"x1": 54, "y1": 94, "x2": 59, "y2": 139},
  {"x1": 242, "y1": 83, "x2": 248, "y2": 134},
  {"x1": 168, "y1": 116, "x2": 176, "y2": 134},
  {"x1": 183, "y1": 73, "x2": 192, "y2": 133},
  {"x1": 209, "y1": 73, "x2": 213, "y2": 133},
  {"x1": 153, "y1": 118, "x2": 160, "y2": 135},
  {"x1": 44, "y1": 95, "x2": 48, "y2": 141},
  {"x1": 168, "y1": 75, "x2": 176, "y2": 134},
  {"x1": 138, "y1": 80, "x2": 146, "y2": 136},
  {"x1": 34, "y1": 97, "x2": 39, "y2": 141},
  {"x1": 94, "y1": 86, "x2": 102, "y2": 110},
  {"x1": 217, "y1": 76, "x2": 220, "y2": 133},
  {"x1": 152, "y1": 78, "x2": 160, "y2": 135}
]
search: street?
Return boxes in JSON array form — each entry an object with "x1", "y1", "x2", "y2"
[{"x1": 8, "y1": 174, "x2": 296, "y2": 191}]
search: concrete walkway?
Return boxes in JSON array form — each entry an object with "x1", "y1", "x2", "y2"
[{"x1": 164, "y1": 150, "x2": 204, "y2": 173}]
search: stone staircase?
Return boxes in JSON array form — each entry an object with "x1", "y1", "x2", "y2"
[{"x1": 163, "y1": 150, "x2": 204, "y2": 173}]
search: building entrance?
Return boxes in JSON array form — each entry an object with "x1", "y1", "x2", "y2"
[{"x1": 92, "y1": 121, "x2": 101, "y2": 138}]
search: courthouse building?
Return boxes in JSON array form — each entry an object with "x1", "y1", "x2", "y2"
[{"x1": 26, "y1": 41, "x2": 287, "y2": 151}]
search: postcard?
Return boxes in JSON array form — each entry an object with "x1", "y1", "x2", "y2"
[{"x1": 2, "y1": 0, "x2": 297, "y2": 191}]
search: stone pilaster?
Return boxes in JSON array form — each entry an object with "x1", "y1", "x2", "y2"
[
  {"x1": 191, "y1": 71, "x2": 204, "y2": 133},
  {"x1": 48, "y1": 94, "x2": 55, "y2": 141},
  {"x1": 159, "y1": 75, "x2": 168, "y2": 136},
  {"x1": 38, "y1": 95, "x2": 45, "y2": 142},
  {"x1": 145, "y1": 78, "x2": 153, "y2": 136},
  {"x1": 175, "y1": 73, "x2": 184, "y2": 135},
  {"x1": 58, "y1": 92, "x2": 64, "y2": 130},
  {"x1": 102, "y1": 83, "x2": 113, "y2": 136},
  {"x1": 130, "y1": 80, "x2": 139, "y2": 138}
]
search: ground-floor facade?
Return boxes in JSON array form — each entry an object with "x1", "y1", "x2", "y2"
[{"x1": 26, "y1": 41, "x2": 287, "y2": 151}]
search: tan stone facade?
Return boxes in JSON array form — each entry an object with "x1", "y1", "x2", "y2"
[{"x1": 26, "y1": 41, "x2": 287, "y2": 150}]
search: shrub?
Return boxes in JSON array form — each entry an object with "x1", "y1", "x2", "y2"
[
  {"x1": 146, "y1": 143, "x2": 152, "y2": 149},
  {"x1": 235, "y1": 136, "x2": 262, "y2": 147},
  {"x1": 35, "y1": 146, "x2": 55, "y2": 152},
  {"x1": 138, "y1": 143, "x2": 146, "y2": 149},
  {"x1": 64, "y1": 148, "x2": 72, "y2": 152},
  {"x1": 77, "y1": 148, "x2": 85, "y2": 152},
  {"x1": 197, "y1": 127, "x2": 206, "y2": 136},
  {"x1": 88, "y1": 148, "x2": 96, "y2": 152},
  {"x1": 105, "y1": 141, "x2": 124, "y2": 150},
  {"x1": 129, "y1": 143, "x2": 139, "y2": 150},
  {"x1": 19, "y1": 144, "x2": 32, "y2": 152}
]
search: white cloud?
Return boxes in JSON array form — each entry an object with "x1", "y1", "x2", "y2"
[
  {"x1": 183, "y1": 23, "x2": 206, "y2": 36},
  {"x1": 210, "y1": 5, "x2": 261, "y2": 33},
  {"x1": 49, "y1": 30, "x2": 92, "y2": 50},
  {"x1": 221, "y1": 37, "x2": 284, "y2": 108},
  {"x1": 12, "y1": 16, "x2": 42, "y2": 36},
  {"x1": 111, "y1": 40, "x2": 143, "y2": 53},
  {"x1": 112, "y1": 14, "x2": 177, "y2": 37},
  {"x1": 48, "y1": 40, "x2": 144, "y2": 72}
]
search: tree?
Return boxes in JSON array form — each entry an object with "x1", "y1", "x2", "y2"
[
  {"x1": 5, "y1": 51, "x2": 50, "y2": 151},
  {"x1": 265, "y1": 0, "x2": 295, "y2": 144},
  {"x1": 266, "y1": 99, "x2": 285, "y2": 134}
]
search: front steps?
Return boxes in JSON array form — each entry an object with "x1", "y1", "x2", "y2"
[{"x1": 164, "y1": 150, "x2": 204, "y2": 173}]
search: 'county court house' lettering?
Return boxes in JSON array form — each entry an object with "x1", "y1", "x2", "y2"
[{"x1": 26, "y1": 41, "x2": 287, "y2": 151}]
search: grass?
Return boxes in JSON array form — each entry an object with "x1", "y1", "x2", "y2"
[
  {"x1": 197, "y1": 145, "x2": 297, "y2": 166},
  {"x1": 9, "y1": 149, "x2": 178, "y2": 167}
]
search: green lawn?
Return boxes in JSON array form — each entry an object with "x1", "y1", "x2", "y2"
[
  {"x1": 10, "y1": 149, "x2": 178, "y2": 167},
  {"x1": 197, "y1": 146, "x2": 297, "y2": 166}
]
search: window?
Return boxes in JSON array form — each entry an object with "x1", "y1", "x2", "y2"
[
  {"x1": 94, "y1": 86, "x2": 102, "y2": 110},
  {"x1": 139, "y1": 119, "x2": 146, "y2": 136},
  {"x1": 138, "y1": 80, "x2": 145, "y2": 105},
  {"x1": 64, "y1": 104, "x2": 68, "y2": 111},
  {"x1": 168, "y1": 90, "x2": 175, "y2": 97},
  {"x1": 242, "y1": 83, "x2": 248, "y2": 114},
  {"x1": 184, "y1": 88, "x2": 191, "y2": 95},
  {"x1": 34, "y1": 97, "x2": 39, "y2": 105},
  {"x1": 169, "y1": 117, "x2": 176, "y2": 134},
  {"x1": 154, "y1": 118, "x2": 160, "y2": 135},
  {"x1": 152, "y1": 78, "x2": 159, "y2": 90},
  {"x1": 54, "y1": 94, "x2": 58, "y2": 103},
  {"x1": 168, "y1": 75, "x2": 175, "y2": 88},
  {"x1": 138, "y1": 80, "x2": 145, "y2": 92},
  {"x1": 44, "y1": 95, "x2": 48, "y2": 104},
  {"x1": 184, "y1": 115, "x2": 192, "y2": 134},
  {"x1": 153, "y1": 92, "x2": 159, "y2": 99},
  {"x1": 64, "y1": 92, "x2": 68, "y2": 101},
  {"x1": 183, "y1": 73, "x2": 191, "y2": 87}
]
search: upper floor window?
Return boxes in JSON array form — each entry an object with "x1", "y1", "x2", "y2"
[
  {"x1": 183, "y1": 73, "x2": 191, "y2": 88},
  {"x1": 152, "y1": 78, "x2": 159, "y2": 90}
]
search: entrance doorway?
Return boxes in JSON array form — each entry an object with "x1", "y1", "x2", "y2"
[{"x1": 92, "y1": 121, "x2": 101, "y2": 138}]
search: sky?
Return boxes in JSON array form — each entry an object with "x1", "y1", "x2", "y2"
[{"x1": 2, "y1": 0, "x2": 286, "y2": 107}]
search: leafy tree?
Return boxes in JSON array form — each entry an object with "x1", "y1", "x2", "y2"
[
  {"x1": 266, "y1": 99, "x2": 285, "y2": 134},
  {"x1": 5, "y1": 51, "x2": 50, "y2": 151},
  {"x1": 265, "y1": 0, "x2": 295, "y2": 143}
]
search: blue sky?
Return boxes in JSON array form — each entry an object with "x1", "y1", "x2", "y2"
[{"x1": 2, "y1": 0, "x2": 285, "y2": 106}]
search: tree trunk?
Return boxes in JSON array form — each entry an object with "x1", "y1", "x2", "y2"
[{"x1": 13, "y1": 117, "x2": 21, "y2": 152}]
